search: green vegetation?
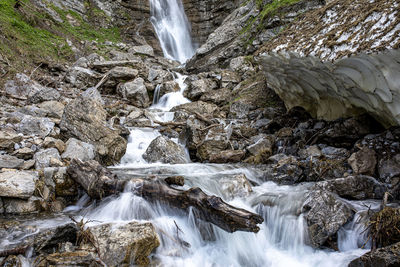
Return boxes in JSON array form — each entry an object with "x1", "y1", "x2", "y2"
[
  {"x1": 0, "y1": 0, "x2": 121, "y2": 78},
  {"x1": 240, "y1": 0, "x2": 301, "y2": 47}
]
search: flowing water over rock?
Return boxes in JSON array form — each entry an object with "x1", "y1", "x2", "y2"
[{"x1": 150, "y1": 0, "x2": 196, "y2": 63}]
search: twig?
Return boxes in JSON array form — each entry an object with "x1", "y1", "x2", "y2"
[{"x1": 29, "y1": 63, "x2": 43, "y2": 79}]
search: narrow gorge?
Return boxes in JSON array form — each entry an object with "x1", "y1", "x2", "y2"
[{"x1": 0, "y1": 0, "x2": 399, "y2": 266}]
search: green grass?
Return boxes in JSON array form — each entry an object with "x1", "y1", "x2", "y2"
[{"x1": 0, "y1": 0, "x2": 122, "y2": 77}]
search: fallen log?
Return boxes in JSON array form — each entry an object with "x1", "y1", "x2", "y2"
[{"x1": 67, "y1": 159, "x2": 263, "y2": 233}]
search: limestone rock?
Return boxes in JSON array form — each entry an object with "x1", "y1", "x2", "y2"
[
  {"x1": 0, "y1": 154, "x2": 24, "y2": 169},
  {"x1": 18, "y1": 115, "x2": 55, "y2": 138},
  {"x1": 196, "y1": 126, "x2": 229, "y2": 161},
  {"x1": 129, "y1": 45, "x2": 154, "y2": 57},
  {"x1": 34, "y1": 148, "x2": 61, "y2": 169},
  {"x1": 0, "y1": 129, "x2": 23, "y2": 152},
  {"x1": 0, "y1": 170, "x2": 38, "y2": 199},
  {"x1": 29, "y1": 87, "x2": 61, "y2": 104},
  {"x1": 171, "y1": 101, "x2": 220, "y2": 118},
  {"x1": 219, "y1": 173, "x2": 252, "y2": 200},
  {"x1": 378, "y1": 154, "x2": 400, "y2": 183},
  {"x1": 5, "y1": 73, "x2": 45, "y2": 99},
  {"x1": 3, "y1": 196, "x2": 41, "y2": 214},
  {"x1": 43, "y1": 137, "x2": 66, "y2": 153},
  {"x1": 61, "y1": 138, "x2": 95, "y2": 161},
  {"x1": 86, "y1": 221, "x2": 160, "y2": 266},
  {"x1": 143, "y1": 136, "x2": 188, "y2": 164},
  {"x1": 65, "y1": 66, "x2": 99, "y2": 88},
  {"x1": 37, "y1": 101, "x2": 65, "y2": 119},
  {"x1": 209, "y1": 150, "x2": 245, "y2": 163},
  {"x1": 348, "y1": 147, "x2": 377, "y2": 176},
  {"x1": 302, "y1": 189, "x2": 354, "y2": 247},
  {"x1": 117, "y1": 78, "x2": 150, "y2": 108},
  {"x1": 59, "y1": 96, "x2": 127, "y2": 165},
  {"x1": 185, "y1": 78, "x2": 218, "y2": 100}
]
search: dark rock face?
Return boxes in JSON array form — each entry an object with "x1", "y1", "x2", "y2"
[
  {"x1": 348, "y1": 242, "x2": 400, "y2": 267},
  {"x1": 59, "y1": 96, "x2": 127, "y2": 166}
]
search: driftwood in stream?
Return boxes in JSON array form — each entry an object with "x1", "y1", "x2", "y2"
[{"x1": 67, "y1": 159, "x2": 264, "y2": 233}]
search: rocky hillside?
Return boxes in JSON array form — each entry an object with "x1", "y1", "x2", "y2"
[{"x1": 0, "y1": 0, "x2": 400, "y2": 266}]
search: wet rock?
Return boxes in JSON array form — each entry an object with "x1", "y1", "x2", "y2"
[
  {"x1": 61, "y1": 138, "x2": 95, "y2": 161},
  {"x1": 209, "y1": 150, "x2": 245, "y2": 163},
  {"x1": 29, "y1": 87, "x2": 61, "y2": 104},
  {"x1": 117, "y1": 77, "x2": 150, "y2": 108},
  {"x1": 45, "y1": 167, "x2": 77, "y2": 197},
  {"x1": 37, "y1": 101, "x2": 65, "y2": 119},
  {"x1": 65, "y1": 66, "x2": 99, "y2": 88},
  {"x1": 378, "y1": 154, "x2": 400, "y2": 184},
  {"x1": 247, "y1": 135, "x2": 275, "y2": 158},
  {"x1": 143, "y1": 136, "x2": 188, "y2": 164},
  {"x1": 262, "y1": 156, "x2": 303, "y2": 184},
  {"x1": 147, "y1": 68, "x2": 173, "y2": 83},
  {"x1": 158, "y1": 80, "x2": 180, "y2": 98},
  {"x1": 348, "y1": 241, "x2": 400, "y2": 267},
  {"x1": 129, "y1": 45, "x2": 154, "y2": 57},
  {"x1": 37, "y1": 251, "x2": 100, "y2": 267},
  {"x1": 0, "y1": 154, "x2": 24, "y2": 169},
  {"x1": 0, "y1": 170, "x2": 38, "y2": 199},
  {"x1": 179, "y1": 119, "x2": 206, "y2": 158},
  {"x1": 0, "y1": 129, "x2": 23, "y2": 152},
  {"x1": 196, "y1": 126, "x2": 229, "y2": 161},
  {"x1": 314, "y1": 175, "x2": 386, "y2": 200},
  {"x1": 34, "y1": 148, "x2": 61, "y2": 169},
  {"x1": 3, "y1": 196, "x2": 41, "y2": 214},
  {"x1": 219, "y1": 173, "x2": 252, "y2": 200},
  {"x1": 60, "y1": 96, "x2": 127, "y2": 165},
  {"x1": 18, "y1": 115, "x2": 55, "y2": 138},
  {"x1": 86, "y1": 221, "x2": 160, "y2": 266},
  {"x1": 185, "y1": 78, "x2": 218, "y2": 100},
  {"x1": 302, "y1": 189, "x2": 354, "y2": 247},
  {"x1": 348, "y1": 147, "x2": 377, "y2": 176},
  {"x1": 43, "y1": 137, "x2": 66, "y2": 153},
  {"x1": 165, "y1": 176, "x2": 185, "y2": 186}
]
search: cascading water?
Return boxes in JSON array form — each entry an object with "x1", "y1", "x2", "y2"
[{"x1": 150, "y1": 0, "x2": 196, "y2": 63}]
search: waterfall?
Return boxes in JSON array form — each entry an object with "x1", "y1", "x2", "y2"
[{"x1": 150, "y1": 0, "x2": 196, "y2": 63}]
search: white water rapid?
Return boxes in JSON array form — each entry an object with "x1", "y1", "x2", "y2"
[{"x1": 150, "y1": 0, "x2": 196, "y2": 63}]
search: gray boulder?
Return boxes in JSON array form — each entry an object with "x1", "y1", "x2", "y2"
[
  {"x1": 348, "y1": 147, "x2": 377, "y2": 176},
  {"x1": 5, "y1": 73, "x2": 45, "y2": 99},
  {"x1": 18, "y1": 115, "x2": 55, "y2": 138},
  {"x1": 0, "y1": 129, "x2": 23, "y2": 152},
  {"x1": 86, "y1": 221, "x2": 160, "y2": 266},
  {"x1": 61, "y1": 138, "x2": 95, "y2": 161},
  {"x1": 34, "y1": 148, "x2": 61, "y2": 169},
  {"x1": 128, "y1": 45, "x2": 155, "y2": 57},
  {"x1": 38, "y1": 101, "x2": 65, "y2": 119},
  {"x1": 29, "y1": 87, "x2": 61, "y2": 104},
  {"x1": 117, "y1": 77, "x2": 150, "y2": 108},
  {"x1": 0, "y1": 154, "x2": 25, "y2": 169},
  {"x1": 314, "y1": 175, "x2": 386, "y2": 200},
  {"x1": 65, "y1": 66, "x2": 99, "y2": 88},
  {"x1": 302, "y1": 189, "x2": 354, "y2": 247},
  {"x1": 185, "y1": 78, "x2": 218, "y2": 100},
  {"x1": 143, "y1": 136, "x2": 188, "y2": 164},
  {"x1": 3, "y1": 196, "x2": 41, "y2": 214},
  {"x1": 0, "y1": 171, "x2": 38, "y2": 199},
  {"x1": 59, "y1": 96, "x2": 127, "y2": 166}
]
